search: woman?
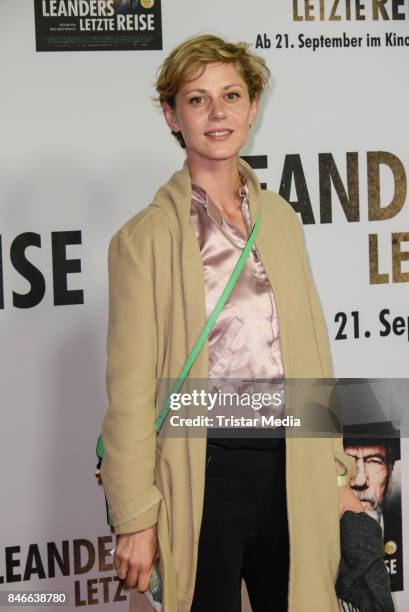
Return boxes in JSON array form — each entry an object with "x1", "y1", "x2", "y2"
[{"x1": 100, "y1": 34, "x2": 363, "y2": 612}]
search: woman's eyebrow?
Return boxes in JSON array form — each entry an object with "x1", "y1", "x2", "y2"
[{"x1": 183, "y1": 83, "x2": 244, "y2": 96}]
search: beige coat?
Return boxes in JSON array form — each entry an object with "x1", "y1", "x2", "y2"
[{"x1": 100, "y1": 158, "x2": 357, "y2": 612}]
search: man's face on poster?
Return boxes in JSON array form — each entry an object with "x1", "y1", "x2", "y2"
[{"x1": 344, "y1": 445, "x2": 390, "y2": 518}]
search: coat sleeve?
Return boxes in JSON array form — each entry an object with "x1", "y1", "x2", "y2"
[
  {"x1": 100, "y1": 227, "x2": 163, "y2": 534},
  {"x1": 287, "y1": 207, "x2": 357, "y2": 483}
]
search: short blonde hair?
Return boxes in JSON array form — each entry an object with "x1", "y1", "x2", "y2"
[{"x1": 153, "y1": 33, "x2": 271, "y2": 148}]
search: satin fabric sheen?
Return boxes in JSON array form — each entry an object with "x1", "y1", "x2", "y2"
[{"x1": 190, "y1": 174, "x2": 285, "y2": 448}]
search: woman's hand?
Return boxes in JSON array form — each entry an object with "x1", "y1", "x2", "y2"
[
  {"x1": 113, "y1": 525, "x2": 158, "y2": 590},
  {"x1": 338, "y1": 485, "x2": 365, "y2": 518}
]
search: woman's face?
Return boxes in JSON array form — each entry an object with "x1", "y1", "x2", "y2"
[{"x1": 162, "y1": 61, "x2": 259, "y2": 165}]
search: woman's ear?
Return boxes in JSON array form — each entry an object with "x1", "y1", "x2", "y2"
[
  {"x1": 162, "y1": 101, "x2": 181, "y2": 134},
  {"x1": 249, "y1": 95, "x2": 260, "y2": 126}
]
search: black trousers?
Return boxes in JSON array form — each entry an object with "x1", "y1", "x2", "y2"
[{"x1": 191, "y1": 441, "x2": 289, "y2": 612}]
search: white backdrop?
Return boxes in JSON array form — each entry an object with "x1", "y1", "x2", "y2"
[{"x1": 1, "y1": 1, "x2": 408, "y2": 610}]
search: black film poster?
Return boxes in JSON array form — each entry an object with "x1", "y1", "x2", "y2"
[
  {"x1": 343, "y1": 433, "x2": 403, "y2": 591},
  {"x1": 34, "y1": 0, "x2": 162, "y2": 52}
]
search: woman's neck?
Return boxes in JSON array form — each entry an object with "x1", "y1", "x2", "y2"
[{"x1": 186, "y1": 155, "x2": 244, "y2": 214}]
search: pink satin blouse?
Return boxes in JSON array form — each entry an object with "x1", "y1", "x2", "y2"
[{"x1": 190, "y1": 172, "x2": 285, "y2": 447}]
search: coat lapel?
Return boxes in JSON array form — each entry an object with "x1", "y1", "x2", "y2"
[{"x1": 247, "y1": 171, "x2": 291, "y2": 377}]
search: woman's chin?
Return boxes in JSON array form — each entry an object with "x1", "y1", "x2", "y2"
[{"x1": 192, "y1": 146, "x2": 242, "y2": 163}]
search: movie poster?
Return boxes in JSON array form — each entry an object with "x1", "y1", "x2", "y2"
[
  {"x1": 343, "y1": 432, "x2": 403, "y2": 592},
  {"x1": 34, "y1": 0, "x2": 162, "y2": 51},
  {"x1": 335, "y1": 378, "x2": 404, "y2": 593}
]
